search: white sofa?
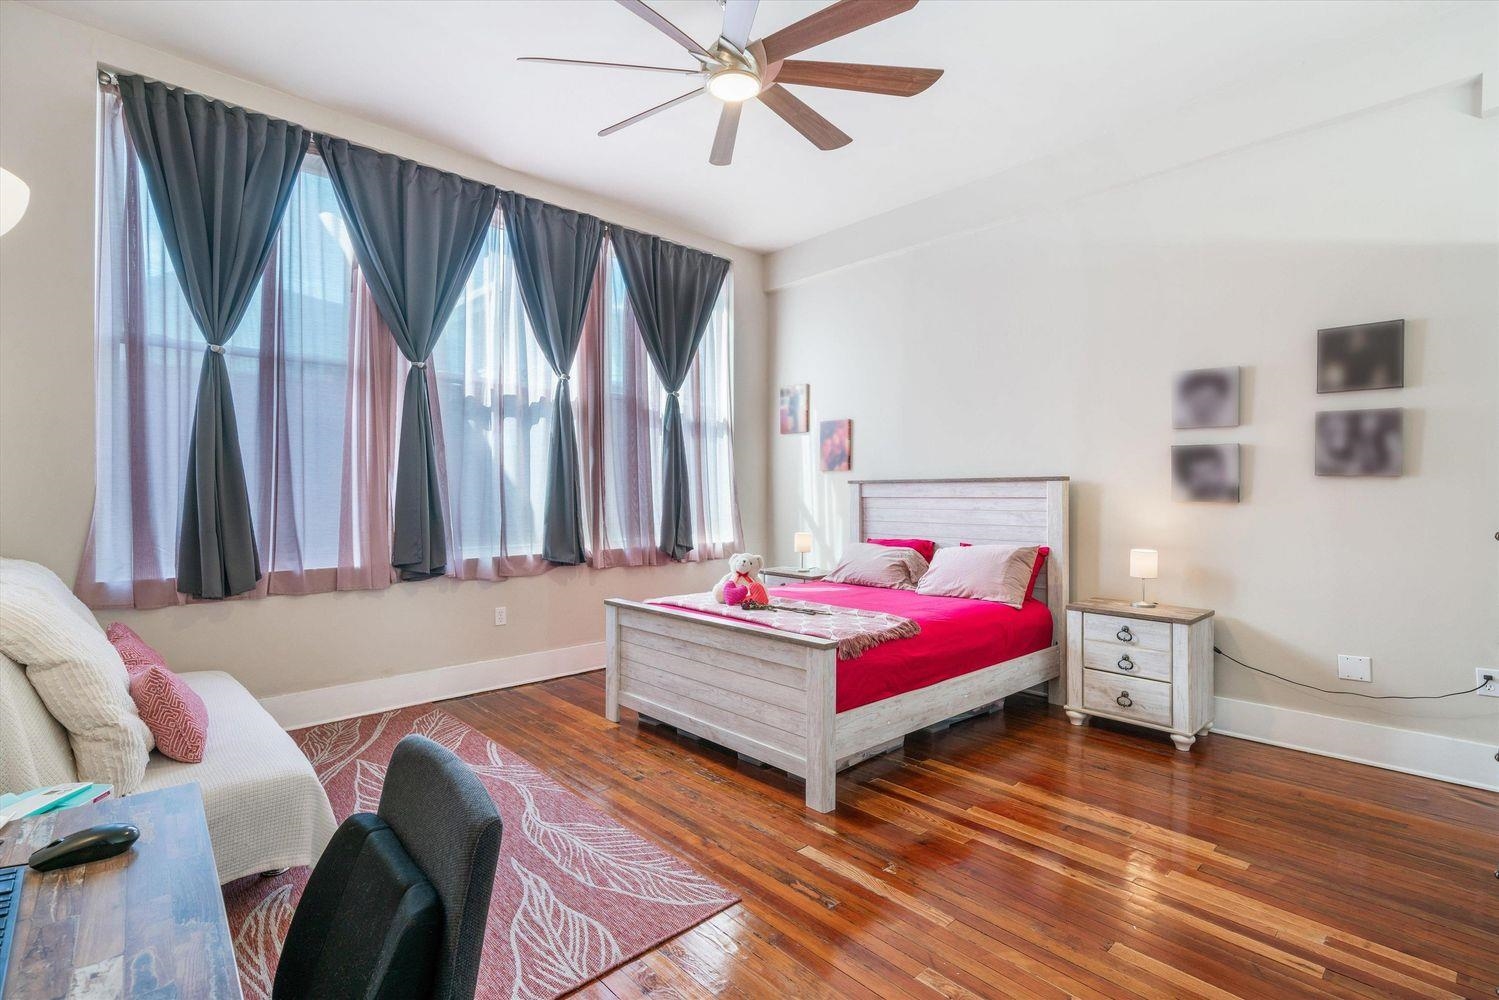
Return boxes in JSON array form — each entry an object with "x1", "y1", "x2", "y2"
[{"x1": 2, "y1": 649, "x2": 337, "y2": 884}]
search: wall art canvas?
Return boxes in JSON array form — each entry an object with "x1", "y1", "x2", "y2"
[
  {"x1": 819, "y1": 419, "x2": 852, "y2": 472},
  {"x1": 1171, "y1": 444, "x2": 1240, "y2": 502},
  {"x1": 1317, "y1": 320, "x2": 1404, "y2": 393},
  {"x1": 1173, "y1": 366, "x2": 1241, "y2": 429},
  {"x1": 1315, "y1": 408, "x2": 1403, "y2": 476},
  {"x1": 779, "y1": 384, "x2": 809, "y2": 434}
]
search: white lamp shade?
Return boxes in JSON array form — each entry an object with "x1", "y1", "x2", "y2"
[
  {"x1": 1129, "y1": 548, "x2": 1159, "y2": 580},
  {"x1": 0, "y1": 168, "x2": 30, "y2": 236},
  {"x1": 793, "y1": 531, "x2": 814, "y2": 554}
]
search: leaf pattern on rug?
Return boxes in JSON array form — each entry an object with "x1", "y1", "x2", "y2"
[
  {"x1": 469, "y1": 741, "x2": 568, "y2": 794},
  {"x1": 300, "y1": 718, "x2": 361, "y2": 770},
  {"x1": 352, "y1": 758, "x2": 388, "y2": 814},
  {"x1": 509, "y1": 783, "x2": 731, "y2": 907},
  {"x1": 412, "y1": 708, "x2": 470, "y2": 753},
  {"x1": 233, "y1": 882, "x2": 296, "y2": 1000},
  {"x1": 508, "y1": 859, "x2": 622, "y2": 1000}
]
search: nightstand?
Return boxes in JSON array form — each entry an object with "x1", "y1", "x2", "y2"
[
  {"x1": 1063, "y1": 598, "x2": 1215, "y2": 751},
  {"x1": 762, "y1": 566, "x2": 828, "y2": 586}
]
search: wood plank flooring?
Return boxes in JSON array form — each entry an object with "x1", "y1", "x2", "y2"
[{"x1": 444, "y1": 672, "x2": 1498, "y2": 1000}]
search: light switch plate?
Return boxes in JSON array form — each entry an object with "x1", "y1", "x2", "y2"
[{"x1": 1337, "y1": 654, "x2": 1371, "y2": 682}]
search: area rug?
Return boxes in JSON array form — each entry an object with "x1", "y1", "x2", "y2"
[{"x1": 223, "y1": 704, "x2": 738, "y2": 1000}]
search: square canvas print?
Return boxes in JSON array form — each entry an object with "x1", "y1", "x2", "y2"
[
  {"x1": 1173, "y1": 366, "x2": 1240, "y2": 429},
  {"x1": 1315, "y1": 408, "x2": 1403, "y2": 476},
  {"x1": 779, "y1": 384, "x2": 809, "y2": 434},
  {"x1": 819, "y1": 419, "x2": 852, "y2": 472},
  {"x1": 1172, "y1": 444, "x2": 1240, "y2": 502},
  {"x1": 1317, "y1": 320, "x2": 1404, "y2": 393}
]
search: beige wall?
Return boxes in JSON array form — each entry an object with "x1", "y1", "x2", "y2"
[
  {"x1": 768, "y1": 85, "x2": 1498, "y2": 742},
  {"x1": 0, "y1": 1, "x2": 768, "y2": 698}
]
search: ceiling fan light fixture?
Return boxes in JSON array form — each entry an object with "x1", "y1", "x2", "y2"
[{"x1": 707, "y1": 68, "x2": 760, "y2": 103}]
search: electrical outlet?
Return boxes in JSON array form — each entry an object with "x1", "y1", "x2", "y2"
[
  {"x1": 1337, "y1": 654, "x2": 1371, "y2": 682},
  {"x1": 493, "y1": 606, "x2": 507, "y2": 627},
  {"x1": 1477, "y1": 669, "x2": 1498, "y2": 697}
]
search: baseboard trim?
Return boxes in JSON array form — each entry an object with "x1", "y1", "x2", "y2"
[
  {"x1": 259, "y1": 642, "x2": 605, "y2": 730},
  {"x1": 1211, "y1": 696, "x2": 1496, "y2": 792}
]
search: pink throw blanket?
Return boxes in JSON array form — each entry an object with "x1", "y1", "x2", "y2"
[{"x1": 647, "y1": 592, "x2": 921, "y2": 659}]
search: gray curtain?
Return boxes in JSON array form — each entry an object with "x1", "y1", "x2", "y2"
[
  {"x1": 318, "y1": 137, "x2": 498, "y2": 580},
  {"x1": 609, "y1": 228, "x2": 731, "y2": 560},
  {"x1": 116, "y1": 75, "x2": 307, "y2": 599},
  {"x1": 499, "y1": 192, "x2": 604, "y2": 565}
]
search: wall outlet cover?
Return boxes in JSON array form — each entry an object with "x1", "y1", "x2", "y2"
[
  {"x1": 1337, "y1": 654, "x2": 1371, "y2": 682},
  {"x1": 1477, "y1": 668, "x2": 1498, "y2": 697},
  {"x1": 494, "y1": 607, "x2": 507, "y2": 627}
]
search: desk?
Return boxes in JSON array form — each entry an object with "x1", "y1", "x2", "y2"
[{"x1": 0, "y1": 783, "x2": 242, "y2": 999}]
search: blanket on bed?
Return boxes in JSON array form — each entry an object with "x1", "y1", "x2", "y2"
[{"x1": 647, "y1": 592, "x2": 921, "y2": 660}]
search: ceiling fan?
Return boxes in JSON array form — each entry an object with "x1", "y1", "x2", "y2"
[{"x1": 519, "y1": 0, "x2": 943, "y2": 166}]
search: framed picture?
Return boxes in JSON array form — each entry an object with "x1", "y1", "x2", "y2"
[
  {"x1": 1315, "y1": 408, "x2": 1403, "y2": 476},
  {"x1": 1317, "y1": 320, "x2": 1404, "y2": 393},
  {"x1": 778, "y1": 384, "x2": 809, "y2": 434},
  {"x1": 819, "y1": 419, "x2": 852, "y2": 472},
  {"x1": 1171, "y1": 444, "x2": 1240, "y2": 502},
  {"x1": 1173, "y1": 366, "x2": 1240, "y2": 429}
]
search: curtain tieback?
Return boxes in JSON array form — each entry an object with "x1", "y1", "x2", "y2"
[
  {"x1": 557, "y1": 373, "x2": 571, "y2": 382},
  {"x1": 208, "y1": 344, "x2": 226, "y2": 355},
  {"x1": 667, "y1": 388, "x2": 681, "y2": 398},
  {"x1": 412, "y1": 360, "x2": 427, "y2": 369}
]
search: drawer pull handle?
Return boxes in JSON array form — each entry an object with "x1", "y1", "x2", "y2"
[
  {"x1": 1116, "y1": 625, "x2": 1134, "y2": 642},
  {"x1": 1116, "y1": 692, "x2": 1133, "y2": 708},
  {"x1": 1117, "y1": 655, "x2": 1135, "y2": 671}
]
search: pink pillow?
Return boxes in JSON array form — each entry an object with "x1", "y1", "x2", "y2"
[
  {"x1": 867, "y1": 537, "x2": 937, "y2": 562},
  {"x1": 106, "y1": 622, "x2": 167, "y2": 675},
  {"x1": 916, "y1": 544, "x2": 1041, "y2": 609},
  {"x1": 107, "y1": 622, "x2": 208, "y2": 763}
]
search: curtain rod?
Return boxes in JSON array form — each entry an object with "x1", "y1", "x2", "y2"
[{"x1": 95, "y1": 65, "x2": 732, "y2": 266}]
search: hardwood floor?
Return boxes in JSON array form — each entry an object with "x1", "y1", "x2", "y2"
[{"x1": 444, "y1": 672, "x2": 1498, "y2": 1000}]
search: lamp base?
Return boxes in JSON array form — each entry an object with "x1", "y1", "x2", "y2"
[{"x1": 1130, "y1": 600, "x2": 1159, "y2": 609}]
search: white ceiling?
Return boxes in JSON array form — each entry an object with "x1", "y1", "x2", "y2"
[{"x1": 31, "y1": 0, "x2": 1456, "y2": 252}]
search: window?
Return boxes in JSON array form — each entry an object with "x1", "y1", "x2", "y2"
[{"x1": 80, "y1": 82, "x2": 740, "y2": 609}]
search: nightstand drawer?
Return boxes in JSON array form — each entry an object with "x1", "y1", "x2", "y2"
[
  {"x1": 1082, "y1": 642, "x2": 1171, "y2": 681},
  {"x1": 1082, "y1": 670, "x2": 1172, "y2": 727},
  {"x1": 1083, "y1": 612, "x2": 1171, "y2": 652}
]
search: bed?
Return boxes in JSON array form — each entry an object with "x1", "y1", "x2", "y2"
[{"x1": 603, "y1": 477, "x2": 1070, "y2": 812}]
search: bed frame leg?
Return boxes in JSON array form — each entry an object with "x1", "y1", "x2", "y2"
[
  {"x1": 806, "y1": 650, "x2": 838, "y2": 813},
  {"x1": 604, "y1": 605, "x2": 621, "y2": 723}
]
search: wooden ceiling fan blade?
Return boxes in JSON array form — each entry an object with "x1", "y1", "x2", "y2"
[
  {"x1": 721, "y1": 0, "x2": 760, "y2": 50},
  {"x1": 709, "y1": 102, "x2": 743, "y2": 166},
  {"x1": 759, "y1": 0, "x2": 918, "y2": 64},
  {"x1": 614, "y1": 0, "x2": 714, "y2": 60},
  {"x1": 757, "y1": 84, "x2": 851, "y2": 150},
  {"x1": 774, "y1": 60, "x2": 941, "y2": 96},
  {"x1": 599, "y1": 88, "x2": 705, "y2": 137},
  {"x1": 518, "y1": 57, "x2": 705, "y2": 77}
]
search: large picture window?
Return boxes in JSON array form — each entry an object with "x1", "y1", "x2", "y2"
[{"x1": 79, "y1": 83, "x2": 739, "y2": 608}]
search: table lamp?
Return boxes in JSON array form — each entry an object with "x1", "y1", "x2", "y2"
[
  {"x1": 1129, "y1": 548, "x2": 1158, "y2": 608},
  {"x1": 794, "y1": 531, "x2": 813, "y2": 571}
]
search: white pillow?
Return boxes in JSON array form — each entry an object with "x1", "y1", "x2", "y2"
[
  {"x1": 824, "y1": 542, "x2": 929, "y2": 590},
  {"x1": 0, "y1": 558, "x2": 152, "y2": 792},
  {"x1": 916, "y1": 544, "x2": 1039, "y2": 609}
]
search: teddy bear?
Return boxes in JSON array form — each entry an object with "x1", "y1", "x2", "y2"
[{"x1": 713, "y1": 552, "x2": 769, "y2": 606}]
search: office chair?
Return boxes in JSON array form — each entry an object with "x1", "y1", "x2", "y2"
[{"x1": 273, "y1": 735, "x2": 504, "y2": 1000}]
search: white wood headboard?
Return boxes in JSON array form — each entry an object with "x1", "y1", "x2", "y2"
[{"x1": 846, "y1": 477, "x2": 1071, "y2": 653}]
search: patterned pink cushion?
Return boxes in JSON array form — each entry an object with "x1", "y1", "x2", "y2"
[
  {"x1": 106, "y1": 622, "x2": 208, "y2": 763},
  {"x1": 106, "y1": 622, "x2": 167, "y2": 676}
]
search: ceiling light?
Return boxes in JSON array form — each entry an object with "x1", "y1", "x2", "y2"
[
  {"x1": 0, "y1": 168, "x2": 30, "y2": 237},
  {"x1": 708, "y1": 69, "x2": 759, "y2": 103}
]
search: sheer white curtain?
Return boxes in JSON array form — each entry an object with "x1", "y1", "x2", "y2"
[
  {"x1": 428, "y1": 219, "x2": 556, "y2": 579},
  {"x1": 580, "y1": 240, "x2": 742, "y2": 567},
  {"x1": 78, "y1": 86, "x2": 395, "y2": 608}
]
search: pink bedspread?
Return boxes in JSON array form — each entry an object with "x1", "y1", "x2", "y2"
[{"x1": 771, "y1": 582, "x2": 1054, "y2": 713}]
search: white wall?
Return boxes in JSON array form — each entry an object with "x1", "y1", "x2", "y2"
[
  {"x1": 0, "y1": 1, "x2": 768, "y2": 699},
  {"x1": 767, "y1": 15, "x2": 1498, "y2": 746}
]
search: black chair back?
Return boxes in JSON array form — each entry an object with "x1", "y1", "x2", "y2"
[{"x1": 273, "y1": 735, "x2": 503, "y2": 1000}]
